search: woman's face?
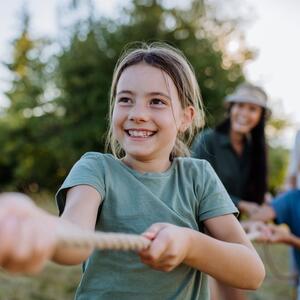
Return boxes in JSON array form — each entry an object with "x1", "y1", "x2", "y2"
[{"x1": 230, "y1": 102, "x2": 263, "y2": 135}]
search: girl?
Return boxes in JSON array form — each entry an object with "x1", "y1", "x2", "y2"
[
  {"x1": 192, "y1": 83, "x2": 269, "y2": 299},
  {"x1": 0, "y1": 43, "x2": 265, "y2": 299}
]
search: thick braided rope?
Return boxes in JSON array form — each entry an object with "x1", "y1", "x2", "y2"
[
  {"x1": 56, "y1": 229, "x2": 258, "y2": 252},
  {"x1": 57, "y1": 230, "x2": 151, "y2": 251}
]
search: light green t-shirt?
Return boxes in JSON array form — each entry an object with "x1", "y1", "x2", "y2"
[{"x1": 56, "y1": 152, "x2": 238, "y2": 300}]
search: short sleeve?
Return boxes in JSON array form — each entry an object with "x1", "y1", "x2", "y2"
[
  {"x1": 55, "y1": 152, "x2": 105, "y2": 215},
  {"x1": 197, "y1": 160, "x2": 238, "y2": 222}
]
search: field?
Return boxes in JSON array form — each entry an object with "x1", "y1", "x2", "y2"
[{"x1": 0, "y1": 195, "x2": 296, "y2": 300}]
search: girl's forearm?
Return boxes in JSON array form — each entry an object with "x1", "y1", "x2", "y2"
[
  {"x1": 183, "y1": 228, "x2": 265, "y2": 289},
  {"x1": 51, "y1": 217, "x2": 94, "y2": 265},
  {"x1": 52, "y1": 246, "x2": 92, "y2": 265}
]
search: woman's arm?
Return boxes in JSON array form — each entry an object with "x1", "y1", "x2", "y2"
[{"x1": 139, "y1": 215, "x2": 265, "y2": 290}]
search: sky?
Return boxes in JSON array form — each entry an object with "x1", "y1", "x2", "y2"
[{"x1": 0, "y1": 0, "x2": 299, "y2": 146}]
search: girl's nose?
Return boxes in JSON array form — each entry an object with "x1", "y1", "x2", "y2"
[{"x1": 128, "y1": 103, "x2": 149, "y2": 123}]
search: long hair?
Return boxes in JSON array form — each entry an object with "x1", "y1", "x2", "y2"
[
  {"x1": 216, "y1": 105, "x2": 268, "y2": 204},
  {"x1": 105, "y1": 42, "x2": 205, "y2": 158}
]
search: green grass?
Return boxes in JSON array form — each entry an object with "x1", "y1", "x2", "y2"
[
  {"x1": 248, "y1": 243, "x2": 295, "y2": 300},
  {"x1": 0, "y1": 194, "x2": 297, "y2": 299},
  {"x1": 0, "y1": 264, "x2": 81, "y2": 300}
]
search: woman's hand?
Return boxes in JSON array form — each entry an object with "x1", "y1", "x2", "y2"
[
  {"x1": 263, "y1": 224, "x2": 291, "y2": 244},
  {"x1": 241, "y1": 220, "x2": 272, "y2": 242},
  {"x1": 238, "y1": 200, "x2": 260, "y2": 216},
  {"x1": 0, "y1": 193, "x2": 58, "y2": 274},
  {"x1": 138, "y1": 223, "x2": 191, "y2": 272}
]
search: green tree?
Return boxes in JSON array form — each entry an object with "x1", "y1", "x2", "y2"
[
  {"x1": 0, "y1": 10, "x2": 61, "y2": 192},
  {"x1": 53, "y1": 0, "x2": 251, "y2": 173},
  {"x1": 0, "y1": 0, "x2": 262, "y2": 192}
]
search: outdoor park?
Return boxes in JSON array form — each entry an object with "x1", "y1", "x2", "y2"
[{"x1": 0, "y1": 0, "x2": 299, "y2": 299}]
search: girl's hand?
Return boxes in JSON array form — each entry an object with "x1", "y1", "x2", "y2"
[
  {"x1": 138, "y1": 223, "x2": 191, "y2": 272},
  {"x1": 0, "y1": 193, "x2": 58, "y2": 274}
]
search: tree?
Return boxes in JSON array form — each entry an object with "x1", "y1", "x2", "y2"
[
  {"x1": 1, "y1": 0, "x2": 258, "y2": 191},
  {"x1": 0, "y1": 9, "x2": 61, "y2": 192},
  {"x1": 53, "y1": 0, "x2": 251, "y2": 168}
]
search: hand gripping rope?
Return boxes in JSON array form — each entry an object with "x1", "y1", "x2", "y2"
[
  {"x1": 56, "y1": 228, "x2": 259, "y2": 252},
  {"x1": 57, "y1": 227, "x2": 298, "y2": 280}
]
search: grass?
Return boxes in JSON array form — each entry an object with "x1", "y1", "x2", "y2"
[{"x1": 0, "y1": 194, "x2": 296, "y2": 300}]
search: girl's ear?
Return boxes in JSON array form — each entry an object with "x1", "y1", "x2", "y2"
[{"x1": 179, "y1": 106, "x2": 196, "y2": 132}]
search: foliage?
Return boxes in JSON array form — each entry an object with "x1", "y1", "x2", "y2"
[
  {"x1": 50, "y1": 0, "x2": 248, "y2": 188},
  {"x1": 0, "y1": 10, "x2": 64, "y2": 192},
  {"x1": 268, "y1": 146, "x2": 290, "y2": 195},
  {"x1": 1, "y1": 0, "x2": 287, "y2": 193}
]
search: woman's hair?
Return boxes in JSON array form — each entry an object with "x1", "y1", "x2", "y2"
[
  {"x1": 216, "y1": 104, "x2": 268, "y2": 204},
  {"x1": 105, "y1": 42, "x2": 205, "y2": 158}
]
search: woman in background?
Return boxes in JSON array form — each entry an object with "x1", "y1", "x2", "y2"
[{"x1": 192, "y1": 82, "x2": 269, "y2": 300}]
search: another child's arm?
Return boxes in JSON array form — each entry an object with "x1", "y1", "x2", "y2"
[
  {"x1": 139, "y1": 214, "x2": 265, "y2": 290},
  {"x1": 262, "y1": 224, "x2": 300, "y2": 249},
  {"x1": 0, "y1": 192, "x2": 58, "y2": 273},
  {"x1": 0, "y1": 186, "x2": 101, "y2": 273}
]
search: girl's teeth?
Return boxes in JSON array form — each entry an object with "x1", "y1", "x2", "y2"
[{"x1": 128, "y1": 130, "x2": 153, "y2": 137}]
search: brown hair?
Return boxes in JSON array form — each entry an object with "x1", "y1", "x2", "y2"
[{"x1": 105, "y1": 42, "x2": 205, "y2": 158}]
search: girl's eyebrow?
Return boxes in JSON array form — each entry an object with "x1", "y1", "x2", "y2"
[
  {"x1": 117, "y1": 90, "x2": 171, "y2": 100},
  {"x1": 117, "y1": 90, "x2": 134, "y2": 96},
  {"x1": 148, "y1": 92, "x2": 171, "y2": 101}
]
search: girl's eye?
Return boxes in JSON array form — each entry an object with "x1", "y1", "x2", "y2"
[
  {"x1": 150, "y1": 98, "x2": 166, "y2": 106},
  {"x1": 118, "y1": 97, "x2": 132, "y2": 104}
]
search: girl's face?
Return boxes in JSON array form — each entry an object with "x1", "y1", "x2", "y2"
[
  {"x1": 112, "y1": 63, "x2": 193, "y2": 166},
  {"x1": 230, "y1": 102, "x2": 263, "y2": 135}
]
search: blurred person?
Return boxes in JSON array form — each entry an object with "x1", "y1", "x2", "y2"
[
  {"x1": 287, "y1": 129, "x2": 300, "y2": 189},
  {"x1": 284, "y1": 128, "x2": 300, "y2": 299},
  {"x1": 250, "y1": 189, "x2": 300, "y2": 300}
]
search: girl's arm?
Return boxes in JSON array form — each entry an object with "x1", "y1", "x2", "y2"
[
  {"x1": 193, "y1": 214, "x2": 265, "y2": 289},
  {"x1": 139, "y1": 215, "x2": 265, "y2": 290},
  {"x1": 52, "y1": 185, "x2": 102, "y2": 265}
]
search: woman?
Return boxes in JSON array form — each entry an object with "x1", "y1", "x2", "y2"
[
  {"x1": 192, "y1": 82, "x2": 269, "y2": 215},
  {"x1": 192, "y1": 82, "x2": 269, "y2": 300}
]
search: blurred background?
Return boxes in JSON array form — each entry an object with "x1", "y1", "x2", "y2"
[{"x1": 0, "y1": 0, "x2": 299, "y2": 299}]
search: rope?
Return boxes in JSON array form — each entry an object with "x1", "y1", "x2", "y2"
[
  {"x1": 246, "y1": 228, "x2": 299, "y2": 281},
  {"x1": 56, "y1": 228, "x2": 259, "y2": 252},
  {"x1": 261, "y1": 243, "x2": 298, "y2": 281},
  {"x1": 57, "y1": 230, "x2": 151, "y2": 251}
]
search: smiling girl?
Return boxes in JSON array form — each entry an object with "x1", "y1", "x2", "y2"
[{"x1": 0, "y1": 44, "x2": 265, "y2": 300}]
